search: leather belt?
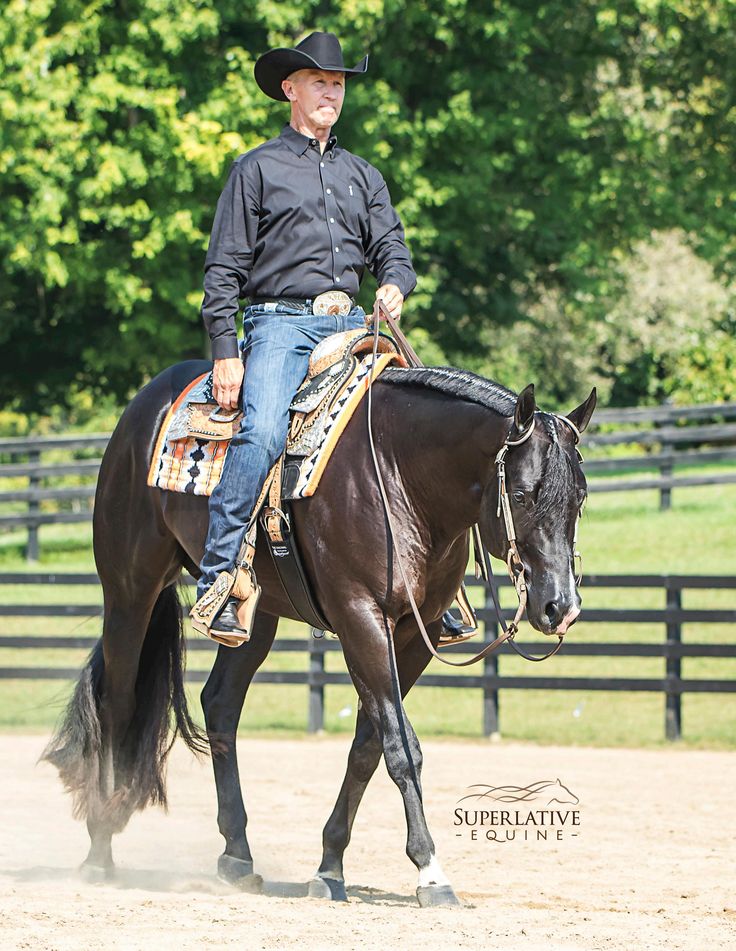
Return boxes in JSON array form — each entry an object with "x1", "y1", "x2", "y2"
[{"x1": 249, "y1": 290, "x2": 355, "y2": 316}]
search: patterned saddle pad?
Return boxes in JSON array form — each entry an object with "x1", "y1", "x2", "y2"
[{"x1": 146, "y1": 330, "x2": 405, "y2": 499}]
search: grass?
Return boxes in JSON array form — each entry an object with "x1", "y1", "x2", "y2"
[{"x1": 0, "y1": 475, "x2": 734, "y2": 747}]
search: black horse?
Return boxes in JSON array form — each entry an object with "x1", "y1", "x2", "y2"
[{"x1": 44, "y1": 359, "x2": 595, "y2": 906}]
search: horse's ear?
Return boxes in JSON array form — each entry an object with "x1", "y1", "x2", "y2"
[
  {"x1": 566, "y1": 387, "x2": 597, "y2": 435},
  {"x1": 514, "y1": 384, "x2": 536, "y2": 433}
]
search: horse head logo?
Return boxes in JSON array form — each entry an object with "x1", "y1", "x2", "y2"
[{"x1": 457, "y1": 778, "x2": 579, "y2": 807}]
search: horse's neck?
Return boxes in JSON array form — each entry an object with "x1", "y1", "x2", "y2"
[{"x1": 383, "y1": 386, "x2": 508, "y2": 537}]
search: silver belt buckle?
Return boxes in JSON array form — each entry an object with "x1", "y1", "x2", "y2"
[{"x1": 312, "y1": 290, "x2": 352, "y2": 317}]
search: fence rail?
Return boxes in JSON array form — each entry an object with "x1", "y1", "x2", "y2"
[
  {"x1": 1, "y1": 399, "x2": 735, "y2": 556},
  {"x1": 592, "y1": 402, "x2": 736, "y2": 424},
  {"x1": 586, "y1": 400, "x2": 736, "y2": 510},
  {"x1": 0, "y1": 435, "x2": 108, "y2": 557},
  {"x1": 0, "y1": 573, "x2": 733, "y2": 741}
]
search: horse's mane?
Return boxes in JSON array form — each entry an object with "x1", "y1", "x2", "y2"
[
  {"x1": 381, "y1": 365, "x2": 582, "y2": 517},
  {"x1": 381, "y1": 365, "x2": 517, "y2": 417}
]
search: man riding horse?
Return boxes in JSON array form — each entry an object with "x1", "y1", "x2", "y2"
[
  {"x1": 43, "y1": 29, "x2": 597, "y2": 902},
  {"x1": 194, "y1": 32, "x2": 466, "y2": 643}
]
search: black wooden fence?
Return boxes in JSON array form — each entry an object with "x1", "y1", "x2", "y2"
[
  {"x1": 1, "y1": 400, "x2": 734, "y2": 559},
  {"x1": 587, "y1": 401, "x2": 736, "y2": 509},
  {"x1": 0, "y1": 434, "x2": 106, "y2": 560},
  {"x1": 0, "y1": 573, "x2": 733, "y2": 741}
]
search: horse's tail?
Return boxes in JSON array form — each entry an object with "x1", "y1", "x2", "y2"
[{"x1": 42, "y1": 584, "x2": 208, "y2": 825}]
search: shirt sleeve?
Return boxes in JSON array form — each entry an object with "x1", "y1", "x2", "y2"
[
  {"x1": 363, "y1": 169, "x2": 417, "y2": 299},
  {"x1": 201, "y1": 159, "x2": 261, "y2": 360}
]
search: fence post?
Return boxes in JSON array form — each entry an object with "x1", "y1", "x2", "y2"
[
  {"x1": 308, "y1": 633, "x2": 325, "y2": 733},
  {"x1": 26, "y1": 449, "x2": 41, "y2": 562},
  {"x1": 483, "y1": 584, "x2": 500, "y2": 738},
  {"x1": 665, "y1": 581, "x2": 682, "y2": 741},
  {"x1": 657, "y1": 398, "x2": 674, "y2": 511}
]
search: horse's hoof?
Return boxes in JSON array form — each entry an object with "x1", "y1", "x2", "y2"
[
  {"x1": 416, "y1": 884, "x2": 461, "y2": 907},
  {"x1": 308, "y1": 876, "x2": 348, "y2": 902},
  {"x1": 217, "y1": 853, "x2": 263, "y2": 893},
  {"x1": 79, "y1": 861, "x2": 114, "y2": 884}
]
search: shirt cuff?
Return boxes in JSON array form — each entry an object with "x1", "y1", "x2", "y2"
[
  {"x1": 381, "y1": 272, "x2": 417, "y2": 299},
  {"x1": 211, "y1": 335, "x2": 240, "y2": 360}
]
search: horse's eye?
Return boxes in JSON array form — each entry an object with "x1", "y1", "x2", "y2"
[{"x1": 512, "y1": 490, "x2": 526, "y2": 504}]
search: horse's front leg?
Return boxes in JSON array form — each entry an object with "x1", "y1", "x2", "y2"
[
  {"x1": 200, "y1": 609, "x2": 278, "y2": 890},
  {"x1": 323, "y1": 610, "x2": 459, "y2": 908},
  {"x1": 311, "y1": 629, "x2": 434, "y2": 901},
  {"x1": 309, "y1": 707, "x2": 380, "y2": 901}
]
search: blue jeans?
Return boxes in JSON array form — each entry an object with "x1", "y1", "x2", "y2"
[{"x1": 197, "y1": 301, "x2": 367, "y2": 598}]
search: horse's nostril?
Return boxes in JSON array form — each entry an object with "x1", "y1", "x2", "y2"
[{"x1": 544, "y1": 600, "x2": 559, "y2": 625}]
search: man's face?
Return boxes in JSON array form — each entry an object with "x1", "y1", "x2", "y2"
[{"x1": 282, "y1": 68, "x2": 346, "y2": 127}]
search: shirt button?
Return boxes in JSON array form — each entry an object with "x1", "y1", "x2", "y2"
[
  {"x1": 329, "y1": 217, "x2": 335, "y2": 223},
  {"x1": 335, "y1": 277, "x2": 341, "y2": 283},
  {"x1": 310, "y1": 139, "x2": 317, "y2": 146},
  {"x1": 335, "y1": 246, "x2": 340, "y2": 252},
  {"x1": 326, "y1": 188, "x2": 331, "y2": 194},
  {"x1": 320, "y1": 162, "x2": 325, "y2": 167}
]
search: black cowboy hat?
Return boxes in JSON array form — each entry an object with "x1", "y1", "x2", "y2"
[{"x1": 254, "y1": 31, "x2": 368, "y2": 102}]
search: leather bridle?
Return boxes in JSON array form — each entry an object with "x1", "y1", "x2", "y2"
[
  {"x1": 483, "y1": 411, "x2": 583, "y2": 662},
  {"x1": 366, "y1": 300, "x2": 583, "y2": 667}
]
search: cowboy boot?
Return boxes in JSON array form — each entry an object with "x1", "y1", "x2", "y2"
[
  {"x1": 438, "y1": 609, "x2": 477, "y2": 646},
  {"x1": 210, "y1": 597, "x2": 249, "y2": 644}
]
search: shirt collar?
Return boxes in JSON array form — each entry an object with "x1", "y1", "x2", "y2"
[{"x1": 280, "y1": 124, "x2": 338, "y2": 156}]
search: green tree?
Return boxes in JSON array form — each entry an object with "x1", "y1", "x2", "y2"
[{"x1": 1, "y1": 0, "x2": 734, "y2": 410}]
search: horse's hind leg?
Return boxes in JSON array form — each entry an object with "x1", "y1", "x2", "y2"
[
  {"x1": 81, "y1": 596, "x2": 153, "y2": 875},
  {"x1": 46, "y1": 547, "x2": 201, "y2": 881},
  {"x1": 311, "y1": 628, "x2": 440, "y2": 903},
  {"x1": 200, "y1": 609, "x2": 278, "y2": 890},
  {"x1": 82, "y1": 572, "x2": 185, "y2": 879}
]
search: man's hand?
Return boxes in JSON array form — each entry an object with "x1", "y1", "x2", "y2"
[
  {"x1": 212, "y1": 357, "x2": 244, "y2": 411},
  {"x1": 375, "y1": 284, "x2": 404, "y2": 321}
]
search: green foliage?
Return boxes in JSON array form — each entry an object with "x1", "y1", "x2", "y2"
[
  {"x1": 601, "y1": 231, "x2": 734, "y2": 405},
  {"x1": 1, "y1": 1, "x2": 735, "y2": 410}
]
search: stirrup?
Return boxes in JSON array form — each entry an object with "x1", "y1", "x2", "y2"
[
  {"x1": 438, "y1": 583, "x2": 478, "y2": 647},
  {"x1": 438, "y1": 609, "x2": 478, "y2": 647},
  {"x1": 190, "y1": 566, "x2": 261, "y2": 648}
]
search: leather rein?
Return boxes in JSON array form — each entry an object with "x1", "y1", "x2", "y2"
[{"x1": 366, "y1": 300, "x2": 581, "y2": 667}]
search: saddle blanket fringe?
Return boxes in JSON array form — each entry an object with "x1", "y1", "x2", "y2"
[{"x1": 146, "y1": 353, "x2": 399, "y2": 498}]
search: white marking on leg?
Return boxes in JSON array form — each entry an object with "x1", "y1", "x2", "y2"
[
  {"x1": 418, "y1": 854, "x2": 450, "y2": 888},
  {"x1": 314, "y1": 870, "x2": 344, "y2": 884}
]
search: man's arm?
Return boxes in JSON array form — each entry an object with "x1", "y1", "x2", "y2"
[
  {"x1": 363, "y1": 168, "x2": 417, "y2": 320},
  {"x1": 201, "y1": 159, "x2": 260, "y2": 408}
]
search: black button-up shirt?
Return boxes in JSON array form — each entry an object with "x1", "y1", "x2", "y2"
[{"x1": 201, "y1": 124, "x2": 417, "y2": 359}]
